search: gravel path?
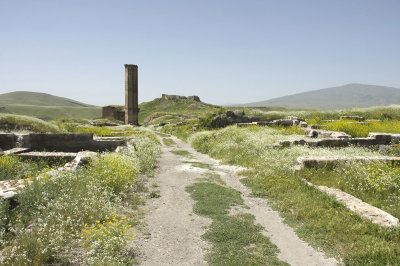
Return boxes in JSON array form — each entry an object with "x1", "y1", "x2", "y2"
[
  {"x1": 132, "y1": 137, "x2": 211, "y2": 266},
  {"x1": 134, "y1": 135, "x2": 338, "y2": 266}
]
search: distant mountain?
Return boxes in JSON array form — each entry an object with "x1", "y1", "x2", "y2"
[
  {"x1": 0, "y1": 91, "x2": 101, "y2": 119},
  {"x1": 242, "y1": 84, "x2": 400, "y2": 110},
  {"x1": 0, "y1": 91, "x2": 96, "y2": 107}
]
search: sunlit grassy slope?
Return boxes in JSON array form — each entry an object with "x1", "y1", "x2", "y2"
[
  {"x1": 0, "y1": 113, "x2": 61, "y2": 132},
  {"x1": 0, "y1": 91, "x2": 101, "y2": 119},
  {"x1": 3, "y1": 104, "x2": 101, "y2": 120},
  {"x1": 138, "y1": 96, "x2": 218, "y2": 124},
  {"x1": 0, "y1": 91, "x2": 95, "y2": 107}
]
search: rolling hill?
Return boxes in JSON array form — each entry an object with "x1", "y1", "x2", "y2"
[
  {"x1": 0, "y1": 91, "x2": 95, "y2": 107},
  {"x1": 242, "y1": 84, "x2": 400, "y2": 110},
  {"x1": 0, "y1": 91, "x2": 101, "y2": 119},
  {"x1": 139, "y1": 94, "x2": 218, "y2": 124}
]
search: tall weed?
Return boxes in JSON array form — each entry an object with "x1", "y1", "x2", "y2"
[
  {"x1": 0, "y1": 155, "x2": 52, "y2": 181},
  {"x1": 316, "y1": 120, "x2": 400, "y2": 137}
]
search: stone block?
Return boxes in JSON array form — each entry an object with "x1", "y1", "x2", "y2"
[
  {"x1": 368, "y1": 133, "x2": 395, "y2": 145},
  {"x1": 29, "y1": 133, "x2": 94, "y2": 152},
  {"x1": 316, "y1": 138, "x2": 349, "y2": 147},
  {"x1": 340, "y1": 116, "x2": 365, "y2": 121},
  {"x1": 233, "y1": 110, "x2": 245, "y2": 117},
  {"x1": 18, "y1": 152, "x2": 78, "y2": 163},
  {"x1": 0, "y1": 134, "x2": 17, "y2": 150}
]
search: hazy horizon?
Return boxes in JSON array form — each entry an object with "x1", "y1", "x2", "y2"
[{"x1": 1, "y1": 0, "x2": 399, "y2": 106}]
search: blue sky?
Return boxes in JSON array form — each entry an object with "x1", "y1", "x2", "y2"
[{"x1": 0, "y1": 0, "x2": 399, "y2": 105}]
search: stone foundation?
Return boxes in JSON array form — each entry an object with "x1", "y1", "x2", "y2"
[
  {"x1": 293, "y1": 155, "x2": 400, "y2": 171},
  {"x1": 0, "y1": 133, "x2": 126, "y2": 152},
  {"x1": 276, "y1": 132, "x2": 396, "y2": 148},
  {"x1": 302, "y1": 179, "x2": 398, "y2": 227}
]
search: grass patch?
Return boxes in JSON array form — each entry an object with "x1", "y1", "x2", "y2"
[
  {"x1": 130, "y1": 195, "x2": 145, "y2": 210},
  {"x1": 183, "y1": 161, "x2": 212, "y2": 170},
  {"x1": 197, "y1": 172, "x2": 226, "y2": 185},
  {"x1": 170, "y1": 150, "x2": 192, "y2": 157},
  {"x1": 0, "y1": 90, "x2": 100, "y2": 120},
  {"x1": 161, "y1": 122, "x2": 198, "y2": 141},
  {"x1": 0, "y1": 155, "x2": 65, "y2": 181},
  {"x1": 3, "y1": 104, "x2": 101, "y2": 120},
  {"x1": 311, "y1": 119, "x2": 400, "y2": 137},
  {"x1": 58, "y1": 122, "x2": 136, "y2": 137},
  {"x1": 148, "y1": 191, "x2": 161, "y2": 198},
  {"x1": 186, "y1": 183, "x2": 286, "y2": 265},
  {"x1": 0, "y1": 113, "x2": 61, "y2": 133},
  {"x1": 162, "y1": 138, "x2": 176, "y2": 147},
  {"x1": 155, "y1": 132, "x2": 170, "y2": 137}
]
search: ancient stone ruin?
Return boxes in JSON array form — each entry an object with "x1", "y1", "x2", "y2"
[
  {"x1": 102, "y1": 105, "x2": 125, "y2": 121},
  {"x1": 162, "y1": 94, "x2": 201, "y2": 102},
  {"x1": 294, "y1": 156, "x2": 400, "y2": 227},
  {"x1": 236, "y1": 116, "x2": 308, "y2": 128},
  {"x1": 0, "y1": 133, "x2": 127, "y2": 200},
  {"x1": 102, "y1": 64, "x2": 140, "y2": 125},
  {"x1": 275, "y1": 132, "x2": 400, "y2": 148}
]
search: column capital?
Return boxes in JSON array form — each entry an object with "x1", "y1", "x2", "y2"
[{"x1": 125, "y1": 64, "x2": 138, "y2": 69}]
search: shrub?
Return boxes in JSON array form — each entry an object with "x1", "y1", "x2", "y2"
[
  {"x1": 127, "y1": 130, "x2": 161, "y2": 175},
  {"x1": 81, "y1": 214, "x2": 134, "y2": 265},
  {"x1": 88, "y1": 153, "x2": 139, "y2": 195}
]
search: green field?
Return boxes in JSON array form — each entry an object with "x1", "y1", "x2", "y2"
[
  {"x1": 0, "y1": 91, "x2": 101, "y2": 120},
  {"x1": 3, "y1": 104, "x2": 101, "y2": 120}
]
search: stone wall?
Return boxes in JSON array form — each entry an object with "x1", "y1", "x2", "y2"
[
  {"x1": 0, "y1": 133, "x2": 126, "y2": 152},
  {"x1": 162, "y1": 94, "x2": 201, "y2": 102},
  {"x1": 276, "y1": 132, "x2": 396, "y2": 148},
  {"x1": 0, "y1": 134, "x2": 17, "y2": 150},
  {"x1": 102, "y1": 106, "x2": 125, "y2": 122}
]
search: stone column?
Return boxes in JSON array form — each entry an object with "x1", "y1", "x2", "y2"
[{"x1": 125, "y1": 64, "x2": 139, "y2": 125}]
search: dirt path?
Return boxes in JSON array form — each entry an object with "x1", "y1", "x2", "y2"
[
  {"x1": 134, "y1": 135, "x2": 338, "y2": 266},
  {"x1": 132, "y1": 137, "x2": 211, "y2": 265}
]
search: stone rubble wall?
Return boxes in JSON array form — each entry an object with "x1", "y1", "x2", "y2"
[
  {"x1": 276, "y1": 133, "x2": 398, "y2": 148},
  {"x1": 236, "y1": 116, "x2": 308, "y2": 128},
  {"x1": 303, "y1": 128, "x2": 351, "y2": 139},
  {"x1": 301, "y1": 178, "x2": 399, "y2": 227},
  {"x1": 0, "y1": 134, "x2": 17, "y2": 150},
  {"x1": 161, "y1": 94, "x2": 201, "y2": 102},
  {"x1": 0, "y1": 133, "x2": 126, "y2": 152},
  {"x1": 293, "y1": 155, "x2": 400, "y2": 171},
  {"x1": 296, "y1": 155, "x2": 400, "y2": 227},
  {"x1": 340, "y1": 116, "x2": 365, "y2": 121}
]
